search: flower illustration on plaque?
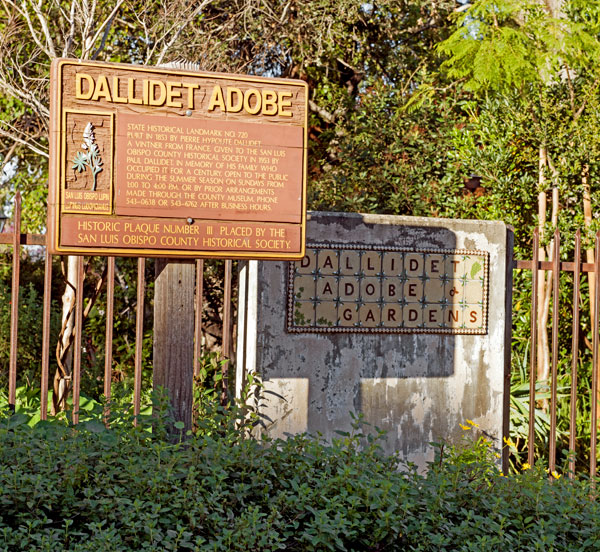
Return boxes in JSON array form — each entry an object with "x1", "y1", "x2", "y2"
[{"x1": 72, "y1": 123, "x2": 103, "y2": 191}]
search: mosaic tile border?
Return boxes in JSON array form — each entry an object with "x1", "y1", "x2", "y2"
[{"x1": 286, "y1": 242, "x2": 489, "y2": 335}]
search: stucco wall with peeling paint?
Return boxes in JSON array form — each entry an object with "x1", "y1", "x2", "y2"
[{"x1": 237, "y1": 212, "x2": 512, "y2": 469}]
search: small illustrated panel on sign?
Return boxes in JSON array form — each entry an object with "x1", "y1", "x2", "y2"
[
  {"x1": 62, "y1": 111, "x2": 113, "y2": 214},
  {"x1": 288, "y1": 246, "x2": 488, "y2": 335}
]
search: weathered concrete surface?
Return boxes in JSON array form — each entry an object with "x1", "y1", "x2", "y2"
[{"x1": 237, "y1": 212, "x2": 512, "y2": 468}]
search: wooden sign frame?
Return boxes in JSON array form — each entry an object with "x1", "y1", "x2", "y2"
[{"x1": 48, "y1": 59, "x2": 308, "y2": 259}]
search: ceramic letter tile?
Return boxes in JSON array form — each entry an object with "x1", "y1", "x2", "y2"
[
  {"x1": 463, "y1": 279, "x2": 484, "y2": 303},
  {"x1": 340, "y1": 251, "x2": 360, "y2": 275},
  {"x1": 316, "y1": 276, "x2": 338, "y2": 300},
  {"x1": 445, "y1": 255, "x2": 464, "y2": 279},
  {"x1": 424, "y1": 306, "x2": 442, "y2": 328},
  {"x1": 381, "y1": 305, "x2": 403, "y2": 327},
  {"x1": 404, "y1": 253, "x2": 424, "y2": 277},
  {"x1": 403, "y1": 305, "x2": 422, "y2": 328},
  {"x1": 293, "y1": 301, "x2": 315, "y2": 326},
  {"x1": 339, "y1": 276, "x2": 360, "y2": 301},
  {"x1": 445, "y1": 307, "x2": 461, "y2": 328},
  {"x1": 382, "y1": 252, "x2": 403, "y2": 276},
  {"x1": 296, "y1": 249, "x2": 317, "y2": 274},
  {"x1": 426, "y1": 254, "x2": 444, "y2": 277},
  {"x1": 318, "y1": 249, "x2": 339, "y2": 275},
  {"x1": 463, "y1": 255, "x2": 485, "y2": 281},
  {"x1": 294, "y1": 275, "x2": 316, "y2": 301},
  {"x1": 359, "y1": 304, "x2": 380, "y2": 327},
  {"x1": 360, "y1": 277, "x2": 381, "y2": 302},
  {"x1": 464, "y1": 304, "x2": 484, "y2": 329},
  {"x1": 338, "y1": 303, "x2": 359, "y2": 327},
  {"x1": 424, "y1": 279, "x2": 445, "y2": 303},
  {"x1": 404, "y1": 278, "x2": 423, "y2": 302},
  {"x1": 315, "y1": 301, "x2": 338, "y2": 327},
  {"x1": 446, "y1": 282, "x2": 462, "y2": 306},
  {"x1": 383, "y1": 278, "x2": 402, "y2": 302},
  {"x1": 361, "y1": 251, "x2": 381, "y2": 276}
]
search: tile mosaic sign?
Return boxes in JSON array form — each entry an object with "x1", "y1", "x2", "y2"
[{"x1": 286, "y1": 243, "x2": 489, "y2": 334}]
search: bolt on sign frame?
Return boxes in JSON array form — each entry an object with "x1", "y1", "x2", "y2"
[{"x1": 48, "y1": 58, "x2": 308, "y2": 260}]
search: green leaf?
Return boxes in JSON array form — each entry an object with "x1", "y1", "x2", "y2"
[
  {"x1": 72, "y1": 151, "x2": 89, "y2": 172},
  {"x1": 470, "y1": 262, "x2": 482, "y2": 278}
]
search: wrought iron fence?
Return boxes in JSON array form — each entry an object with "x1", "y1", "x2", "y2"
[
  {"x1": 514, "y1": 227, "x2": 600, "y2": 478},
  {"x1": 0, "y1": 193, "x2": 235, "y2": 421},
  {"x1": 3, "y1": 197, "x2": 600, "y2": 477}
]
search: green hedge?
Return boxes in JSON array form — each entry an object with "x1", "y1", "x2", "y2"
[{"x1": 0, "y1": 410, "x2": 599, "y2": 551}]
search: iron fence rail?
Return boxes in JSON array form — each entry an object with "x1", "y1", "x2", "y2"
[
  {"x1": 1, "y1": 193, "x2": 234, "y2": 422},
  {"x1": 515, "y1": 228, "x2": 600, "y2": 478},
  {"x1": 3, "y1": 198, "x2": 600, "y2": 477}
]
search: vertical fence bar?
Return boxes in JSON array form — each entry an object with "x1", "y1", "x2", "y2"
[
  {"x1": 591, "y1": 232, "x2": 600, "y2": 479},
  {"x1": 133, "y1": 258, "x2": 145, "y2": 423},
  {"x1": 104, "y1": 257, "x2": 115, "y2": 420},
  {"x1": 221, "y1": 260, "x2": 233, "y2": 401},
  {"x1": 71, "y1": 256, "x2": 85, "y2": 424},
  {"x1": 193, "y1": 259, "x2": 204, "y2": 378},
  {"x1": 528, "y1": 227, "x2": 539, "y2": 466},
  {"x1": 40, "y1": 247, "x2": 53, "y2": 420},
  {"x1": 222, "y1": 260, "x2": 233, "y2": 358},
  {"x1": 8, "y1": 193, "x2": 22, "y2": 412},
  {"x1": 569, "y1": 230, "x2": 581, "y2": 478},
  {"x1": 549, "y1": 229, "x2": 560, "y2": 473}
]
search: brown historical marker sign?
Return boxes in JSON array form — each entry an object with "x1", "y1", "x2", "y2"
[{"x1": 48, "y1": 59, "x2": 308, "y2": 259}]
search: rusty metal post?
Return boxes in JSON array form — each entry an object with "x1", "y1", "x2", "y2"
[
  {"x1": 103, "y1": 257, "x2": 115, "y2": 421},
  {"x1": 40, "y1": 247, "x2": 53, "y2": 420},
  {"x1": 569, "y1": 230, "x2": 581, "y2": 478},
  {"x1": 193, "y1": 259, "x2": 204, "y2": 379},
  {"x1": 502, "y1": 227, "x2": 515, "y2": 475},
  {"x1": 528, "y1": 228, "x2": 539, "y2": 466},
  {"x1": 8, "y1": 193, "x2": 22, "y2": 412},
  {"x1": 221, "y1": 260, "x2": 233, "y2": 403},
  {"x1": 549, "y1": 229, "x2": 560, "y2": 473},
  {"x1": 134, "y1": 258, "x2": 146, "y2": 424},
  {"x1": 591, "y1": 232, "x2": 600, "y2": 478}
]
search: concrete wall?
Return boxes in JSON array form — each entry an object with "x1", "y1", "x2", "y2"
[{"x1": 237, "y1": 212, "x2": 512, "y2": 468}]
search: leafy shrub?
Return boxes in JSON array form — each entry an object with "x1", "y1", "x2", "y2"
[
  {"x1": 1, "y1": 406, "x2": 599, "y2": 552},
  {"x1": 0, "y1": 280, "x2": 61, "y2": 390}
]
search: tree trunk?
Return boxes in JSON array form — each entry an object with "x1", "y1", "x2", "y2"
[
  {"x1": 52, "y1": 255, "x2": 78, "y2": 414},
  {"x1": 537, "y1": 147, "x2": 550, "y2": 385},
  {"x1": 582, "y1": 165, "x2": 600, "y2": 450},
  {"x1": 583, "y1": 165, "x2": 595, "y2": 329}
]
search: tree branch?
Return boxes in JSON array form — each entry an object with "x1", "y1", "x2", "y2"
[
  {"x1": 61, "y1": 1, "x2": 76, "y2": 57},
  {"x1": 308, "y1": 99, "x2": 336, "y2": 123},
  {"x1": 8, "y1": 0, "x2": 52, "y2": 57},
  {"x1": 155, "y1": 0, "x2": 213, "y2": 66},
  {"x1": 88, "y1": 0, "x2": 125, "y2": 59},
  {"x1": 30, "y1": 0, "x2": 57, "y2": 58},
  {"x1": 0, "y1": 125, "x2": 49, "y2": 158}
]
